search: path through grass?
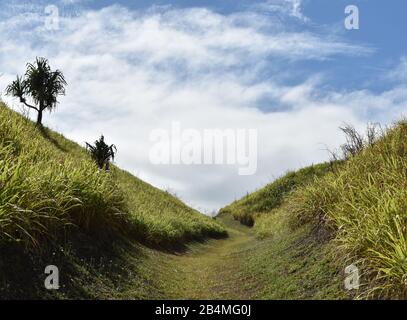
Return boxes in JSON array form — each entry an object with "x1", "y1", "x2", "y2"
[
  {"x1": 151, "y1": 212, "x2": 345, "y2": 300},
  {"x1": 154, "y1": 214, "x2": 260, "y2": 299}
]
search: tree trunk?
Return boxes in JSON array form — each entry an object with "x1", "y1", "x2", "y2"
[{"x1": 36, "y1": 109, "x2": 43, "y2": 126}]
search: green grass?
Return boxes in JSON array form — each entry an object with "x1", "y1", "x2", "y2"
[
  {"x1": 220, "y1": 123, "x2": 407, "y2": 299},
  {"x1": 217, "y1": 194, "x2": 346, "y2": 299},
  {"x1": 290, "y1": 121, "x2": 407, "y2": 298},
  {"x1": 116, "y1": 169, "x2": 226, "y2": 247},
  {"x1": 0, "y1": 102, "x2": 225, "y2": 249},
  {"x1": 0, "y1": 102, "x2": 225, "y2": 298},
  {"x1": 220, "y1": 162, "x2": 332, "y2": 226},
  {"x1": 0, "y1": 100, "x2": 345, "y2": 300},
  {"x1": 237, "y1": 215, "x2": 346, "y2": 299},
  {"x1": 0, "y1": 104, "x2": 128, "y2": 249},
  {"x1": 2, "y1": 98, "x2": 406, "y2": 300},
  {"x1": 151, "y1": 211, "x2": 345, "y2": 300}
]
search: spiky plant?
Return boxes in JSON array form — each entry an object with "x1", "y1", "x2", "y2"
[
  {"x1": 6, "y1": 57, "x2": 67, "y2": 126},
  {"x1": 86, "y1": 135, "x2": 117, "y2": 171}
]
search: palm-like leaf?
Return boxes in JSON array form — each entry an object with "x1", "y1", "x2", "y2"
[
  {"x1": 25, "y1": 57, "x2": 67, "y2": 111},
  {"x1": 86, "y1": 135, "x2": 117, "y2": 170},
  {"x1": 5, "y1": 75, "x2": 27, "y2": 102},
  {"x1": 6, "y1": 57, "x2": 67, "y2": 125}
]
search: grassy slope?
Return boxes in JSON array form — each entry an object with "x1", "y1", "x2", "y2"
[
  {"x1": 291, "y1": 122, "x2": 407, "y2": 298},
  {"x1": 0, "y1": 103, "x2": 225, "y2": 299},
  {"x1": 219, "y1": 163, "x2": 347, "y2": 299},
  {"x1": 2, "y1": 99, "x2": 406, "y2": 300},
  {"x1": 220, "y1": 122, "x2": 407, "y2": 299},
  {"x1": 117, "y1": 169, "x2": 226, "y2": 246},
  {"x1": 0, "y1": 101, "x2": 346, "y2": 300},
  {"x1": 161, "y1": 122, "x2": 407, "y2": 300},
  {"x1": 221, "y1": 163, "x2": 332, "y2": 227}
]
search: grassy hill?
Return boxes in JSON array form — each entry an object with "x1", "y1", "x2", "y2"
[
  {"x1": 221, "y1": 163, "x2": 332, "y2": 227},
  {"x1": 1, "y1": 99, "x2": 406, "y2": 300},
  {"x1": 219, "y1": 163, "x2": 347, "y2": 299},
  {"x1": 0, "y1": 102, "x2": 225, "y2": 299},
  {"x1": 220, "y1": 122, "x2": 407, "y2": 299},
  {"x1": 290, "y1": 122, "x2": 407, "y2": 298}
]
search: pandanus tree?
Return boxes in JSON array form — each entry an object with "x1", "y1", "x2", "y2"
[
  {"x1": 86, "y1": 135, "x2": 117, "y2": 171},
  {"x1": 6, "y1": 57, "x2": 67, "y2": 126}
]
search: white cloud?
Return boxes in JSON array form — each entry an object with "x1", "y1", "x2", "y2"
[
  {"x1": 254, "y1": 0, "x2": 309, "y2": 22},
  {"x1": 386, "y1": 57, "x2": 407, "y2": 82},
  {"x1": 0, "y1": 4, "x2": 404, "y2": 212}
]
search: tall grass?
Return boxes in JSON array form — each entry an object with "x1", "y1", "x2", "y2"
[
  {"x1": 116, "y1": 169, "x2": 226, "y2": 246},
  {"x1": 290, "y1": 121, "x2": 407, "y2": 298},
  {"x1": 0, "y1": 104, "x2": 128, "y2": 249},
  {"x1": 0, "y1": 103, "x2": 225, "y2": 250}
]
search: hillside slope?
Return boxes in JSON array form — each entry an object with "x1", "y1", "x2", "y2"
[
  {"x1": 219, "y1": 163, "x2": 347, "y2": 299},
  {"x1": 221, "y1": 122, "x2": 407, "y2": 299},
  {"x1": 2, "y1": 99, "x2": 406, "y2": 300},
  {"x1": 290, "y1": 122, "x2": 407, "y2": 298},
  {"x1": 0, "y1": 102, "x2": 225, "y2": 299},
  {"x1": 221, "y1": 163, "x2": 332, "y2": 227}
]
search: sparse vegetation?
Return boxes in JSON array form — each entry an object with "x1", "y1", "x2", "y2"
[{"x1": 329, "y1": 123, "x2": 383, "y2": 161}]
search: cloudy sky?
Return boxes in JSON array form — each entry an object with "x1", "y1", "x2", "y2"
[{"x1": 1, "y1": 0, "x2": 407, "y2": 213}]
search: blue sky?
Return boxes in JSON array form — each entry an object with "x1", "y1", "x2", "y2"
[
  {"x1": 51, "y1": 0, "x2": 407, "y2": 92},
  {"x1": 0, "y1": 1, "x2": 406, "y2": 211}
]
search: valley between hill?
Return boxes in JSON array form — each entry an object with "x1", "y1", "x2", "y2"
[{"x1": 0, "y1": 102, "x2": 406, "y2": 299}]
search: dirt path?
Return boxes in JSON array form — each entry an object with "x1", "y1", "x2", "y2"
[{"x1": 155, "y1": 215, "x2": 261, "y2": 299}]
